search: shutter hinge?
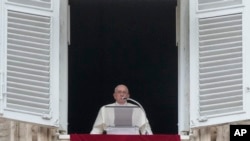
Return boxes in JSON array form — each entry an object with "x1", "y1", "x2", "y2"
[
  {"x1": 42, "y1": 114, "x2": 52, "y2": 120},
  {"x1": 197, "y1": 116, "x2": 208, "y2": 122},
  {"x1": 246, "y1": 87, "x2": 250, "y2": 92}
]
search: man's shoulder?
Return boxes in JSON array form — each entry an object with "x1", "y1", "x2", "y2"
[
  {"x1": 101, "y1": 103, "x2": 116, "y2": 109},
  {"x1": 105, "y1": 103, "x2": 116, "y2": 106},
  {"x1": 127, "y1": 103, "x2": 137, "y2": 106}
]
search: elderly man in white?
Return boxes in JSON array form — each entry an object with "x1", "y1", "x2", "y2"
[{"x1": 90, "y1": 84, "x2": 153, "y2": 135}]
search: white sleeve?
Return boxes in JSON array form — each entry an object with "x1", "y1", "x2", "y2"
[
  {"x1": 90, "y1": 107, "x2": 105, "y2": 134},
  {"x1": 132, "y1": 107, "x2": 153, "y2": 135},
  {"x1": 140, "y1": 122, "x2": 153, "y2": 135}
]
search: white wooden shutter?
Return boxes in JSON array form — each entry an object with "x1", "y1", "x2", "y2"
[
  {"x1": 0, "y1": 0, "x2": 3, "y2": 115},
  {"x1": 6, "y1": 10, "x2": 51, "y2": 115},
  {"x1": 190, "y1": 0, "x2": 250, "y2": 128},
  {"x1": 0, "y1": 0, "x2": 67, "y2": 130}
]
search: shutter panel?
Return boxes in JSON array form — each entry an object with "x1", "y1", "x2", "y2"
[
  {"x1": 0, "y1": 1, "x2": 3, "y2": 115},
  {"x1": 199, "y1": 13, "x2": 243, "y2": 116},
  {"x1": 190, "y1": 0, "x2": 250, "y2": 128},
  {"x1": 6, "y1": 10, "x2": 51, "y2": 116},
  {"x1": 0, "y1": 0, "x2": 68, "y2": 129}
]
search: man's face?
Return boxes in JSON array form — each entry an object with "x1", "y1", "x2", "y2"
[{"x1": 113, "y1": 85, "x2": 130, "y2": 104}]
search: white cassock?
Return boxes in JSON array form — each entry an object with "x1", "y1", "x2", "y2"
[{"x1": 90, "y1": 102, "x2": 153, "y2": 135}]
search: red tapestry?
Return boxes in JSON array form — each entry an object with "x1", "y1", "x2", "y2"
[{"x1": 70, "y1": 134, "x2": 180, "y2": 141}]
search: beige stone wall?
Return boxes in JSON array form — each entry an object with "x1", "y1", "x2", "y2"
[
  {"x1": 190, "y1": 124, "x2": 229, "y2": 141},
  {"x1": 0, "y1": 118, "x2": 10, "y2": 141},
  {"x1": 0, "y1": 118, "x2": 225, "y2": 141},
  {"x1": 0, "y1": 118, "x2": 58, "y2": 141},
  {"x1": 189, "y1": 121, "x2": 250, "y2": 141},
  {"x1": 2, "y1": 118, "x2": 250, "y2": 141}
]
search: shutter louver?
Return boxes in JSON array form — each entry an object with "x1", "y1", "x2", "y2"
[
  {"x1": 198, "y1": 13, "x2": 243, "y2": 117},
  {"x1": 198, "y1": 0, "x2": 242, "y2": 11},
  {"x1": 6, "y1": 10, "x2": 51, "y2": 116},
  {"x1": 7, "y1": 0, "x2": 51, "y2": 10}
]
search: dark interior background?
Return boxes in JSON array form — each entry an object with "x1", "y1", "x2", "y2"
[{"x1": 68, "y1": 0, "x2": 178, "y2": 134}]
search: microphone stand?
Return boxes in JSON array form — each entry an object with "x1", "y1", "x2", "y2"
[
  {"x1": 126, "y1": 98, "x2": 146, "y2": 114},
  {"x1": 125, "y1": 98, "x2": 151, "y2": 135}
]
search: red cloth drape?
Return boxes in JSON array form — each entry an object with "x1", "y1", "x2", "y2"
[{"x1": 70, "y1": 134, "x2": 180, "y2": 141}]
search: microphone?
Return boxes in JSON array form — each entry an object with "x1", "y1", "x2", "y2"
[{"x1": 122, "y1": 97, "x2": 128, "y2": 100}]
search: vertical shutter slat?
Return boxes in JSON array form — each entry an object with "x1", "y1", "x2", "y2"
[
  {"x1": 7, "y1": 76, "x2": 49, "y2": 88},
  {"x1": 200, "y1": 106, "x2": 243, "y2": 116},
  {"x1": 6, "y1": 103, "x2": 50, "y2": 114},
  {"x1": 8, "y1": 0, "x2": 51, "y2": 10},
  {"x1": 8, "y1": 92, "x2": 49, "y2": 103},
  {"x1": 8, "y1": 44, "x2": 50, "y2": 55},
  {"x1": 7, "y1": 82, "x2": 49, "y2": 93},
  {"x1": 8, "y1": 48, "x2": 50, "y2": 60},
  {"x1": 7, "y1": 87, "x2": 50, "y2": 98},
  {"x1": 8, "y1": 33, "x2": 50, "y2": 44},
  {"x1": 8, "y1": 65, "x2": 50, "y2": 76},
  {"x1": 8, "y1": 71, "x2": 49, "y2": 82},
  {"x1": 8, "y1": 60, "x2": 49, "y2": 71},
  {"x1": 198, "y1": 0, "x2": 242, "y2": 11}
]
